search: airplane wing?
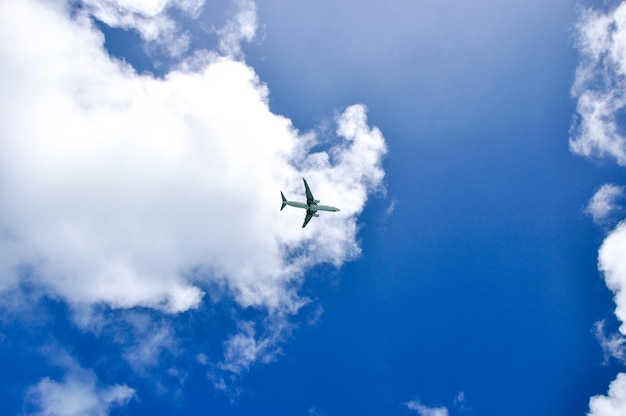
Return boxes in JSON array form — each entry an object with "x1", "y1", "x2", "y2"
[
  {"x1": 302, "y1": 210, "x2": 314, "y2": 228},
  {"x1": 303, "y1": 178, "x2": 317, "y2": 206}
]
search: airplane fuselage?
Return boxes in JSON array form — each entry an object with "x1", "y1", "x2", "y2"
[{"x1": 283, "y1": 200, "x2": 340, "y2": 212}]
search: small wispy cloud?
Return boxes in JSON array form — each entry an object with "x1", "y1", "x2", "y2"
[
  {"x1": 82, "y1": 0, "x2": 204, "y2": 57},
  {"x1": 405, "y1": 400, "x2": 449, "y2": 416},
  {"x1": 385, "y1": 199, "x2": 397, "y2": 217},
  {"x1": 217, "y1": 0, "x2": 258, "y2": 58},
  {"x1": 307, "y1": 406, "x2": 327, "y2": 416},
  {"x1": 453, "y1": 391, "x2": 469, "y2": 412},
  {"x1": 219, "y1": 320, "x2": 283, "y2": 375},
  {"x1": 121, "y1": 313, "x2": 179, "y2": 374},
  {"x1": 594, "y1": 320, "x2": 626, "y2": 364},
  {"x1": 24, "y1": 349, "x2": 135, "y2": 416},
  {"x1": 586, "y1": 184, "x2": 625, "y2": 226}
]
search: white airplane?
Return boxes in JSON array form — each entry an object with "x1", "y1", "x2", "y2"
[{"x1": 281, "y1": 178, "x2": 340, "y2": 228}]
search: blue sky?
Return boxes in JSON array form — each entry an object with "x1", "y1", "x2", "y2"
[{"x1": 2, "y1": 0, "x2": 626, "y2": 415}]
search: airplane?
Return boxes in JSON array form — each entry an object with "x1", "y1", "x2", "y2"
[{"x1": 280, "y1": 178, "x2": 340, "y2": 228}]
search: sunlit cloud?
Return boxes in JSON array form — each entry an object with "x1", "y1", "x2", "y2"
[
  {"x1": 571, "y1": 3, "x2": 626, "y2": 166},
  {"x1": 0, "y1": 0, "x2": 387, "y2": 395},
  {"x1": 573, "y1": 5, "x2": 626, "y2": 415},
  {"x1": 588, "y1": 373, "x2": 626, "y2": 416},
  {"x1": 599, "y1": 222, "x2": 626, "y2": 335}
]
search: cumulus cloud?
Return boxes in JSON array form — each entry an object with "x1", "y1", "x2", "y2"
[
  {"x1": 591, "y1": 218, "x2": 626, "y2": 416},
  {"x1": 0, "y1": 0, "x2": 386, "y2": 379},
  {"x1": 599, "y1": 221, "x2": 626, "y2": 335},
  {"x1": 587, "y1": 184, "x2": 625, "y2": 225},
  {"x1": 570, "y1": 3, "x2": 626, "y2": 165},
  {"x1": 25, "y1": 351, "x2": 135, "y2": 416},
  {"x1": 588, "y1": 373, "x2": 626, "y2": 416},
  {"x1": 405, "y1": 400, "x2": 449, "y2": 416},
  {"x1": 573, "y1": 5, "x2": 626, "y2": 415}
]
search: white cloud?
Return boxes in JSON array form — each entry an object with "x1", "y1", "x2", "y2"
[
  {"x1": 217, "y1": 0, "x2": 258, "y2": 58},
  {"x1": 574, "y1": 5, "x2": 626, "y2": 415},
  {"x1": 588, "y1": 373, "x2": 626, "y2": 416},
  {"x1": 0, "y1": 0, "x2": 386, "y2": 374},
  {"x1": 307, "y1": 407, "x2": 327, "y2": 416},
  {"x1": 594, "y1": 320, "x2": 626, "y2": 364},
  {"x1": 599, "y1": 221, "x2": 626, "y2": 335},
  {"x1": 218, "y1": 309, "x2": 297, "y2": 377},
  {"x1": 25, "y1": 351, "x2": 135, "y2": 416},
  {"x1": 81, "y1": 0, "x2": 204, "y2": 57},
  {"x1": 586, "y1": 184, "x2": 625, "y2": 225},
  {"x1": 453, "y1": 391, "x2": 468, "y2": 411},
  {"x1": 405, "y1": 400, "x2": 449, "y2": 416},
  {"x1": 570, "y1": 4, "x2": 626, "y2": 165},
  {"x1": 120, "y1": 313, "x2": 178, "y2": 373},
  {"x1": 385, "y1": 199, "x2": 397, "y2": 217},
  {"x1": 220, "y1": 320, "x2": 276, "y2": 374}
]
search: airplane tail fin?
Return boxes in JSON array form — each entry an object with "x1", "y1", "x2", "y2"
[{"x1": 280, "y1": 191, "x2": 287, "y2": 211}]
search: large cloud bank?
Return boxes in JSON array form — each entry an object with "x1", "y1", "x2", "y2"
[
  {"x1": 573, "y1": 4, "x2": 626, "y2": 416},
  {"x1": 0, "y1": 0, "x2": 386, "y2": 313},
  {"x1": 0, "y1": 0, "x2": 387, "y2": 409}
]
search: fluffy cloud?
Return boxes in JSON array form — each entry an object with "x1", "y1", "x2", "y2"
[
  {"x1": 599, "y1": 222, "x2": 626, "y2": 334},
  {"x1": 573, "y1": 6, "x2": 626, "y2": 414},
  {"x1": 405, "y1": 400, "x2": 449, "y2": 416},
  {"x1": 25, "y1": 351, "x2": 135, "y2": 416},
  {"x1": 587, "y1": 184, "x2": 625, "y2": 225},
  {"x1": 593, "y1": 210, "x2": 626, "y2": 416},
  {"x1": 588, "y1": 373, "x2": 626, "y2": 416},
  {"x1": 570, "y1": 3, "x2": 626, "y2": 165},
  {"x1": 0, "y1": 0, "x2": 386, "y2": 379}
]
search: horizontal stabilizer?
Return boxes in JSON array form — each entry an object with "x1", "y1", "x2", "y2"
[{"x1": 280, "y1": 191, "x2": 287, "y2": 211}]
